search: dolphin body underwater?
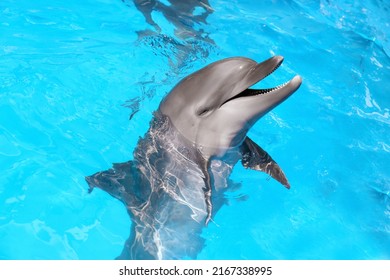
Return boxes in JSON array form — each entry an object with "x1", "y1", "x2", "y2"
[{"x1": 86, "y1": 56, "x2": 302, "y2": 259}]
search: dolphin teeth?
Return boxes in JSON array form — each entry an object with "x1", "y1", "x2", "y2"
[
  {"x1": 249, "y1": 81, "x2": 289, "y2": 95},
  {"x1": 221, "y1": 81, "x2": 289, "y2": 106}
]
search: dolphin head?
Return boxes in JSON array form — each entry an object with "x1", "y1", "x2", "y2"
[{"x1": 159, "y1": 56, "x2": 302, "y2": 155}]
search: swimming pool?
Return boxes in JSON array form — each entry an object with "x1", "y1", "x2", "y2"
[{"x1": 0, "y1": 0, "x2": 389, "y2": 260}]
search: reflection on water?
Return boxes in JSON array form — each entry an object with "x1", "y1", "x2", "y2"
[
  {"x1": 123, "y1": 0, "x2": 215, "y2": 68},
  {"x1": 121, "y1": 0, "x2": 216, "y2": 119},
  {"x1": 123, "y1": 0, "x2": 213, "y2": 40}
]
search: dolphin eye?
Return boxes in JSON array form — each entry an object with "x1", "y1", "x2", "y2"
[{"x1": 197, "y1": 107, "x2": 212, "y2": 117}]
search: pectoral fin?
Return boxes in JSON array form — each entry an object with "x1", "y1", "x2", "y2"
[
  {"x1": 240, "y1": 137, "x2": 290, "y2": 189},
  {"x1": 85, "y1": 161, "x2": 144, "y2": 206}
]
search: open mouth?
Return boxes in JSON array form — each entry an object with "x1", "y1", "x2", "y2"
[
  {"x1": 226, "y1": 82, "x2": 288, "y2": 101},
  {"x1": 220, "y1": 56, "x2": 301, "y2": 107}
]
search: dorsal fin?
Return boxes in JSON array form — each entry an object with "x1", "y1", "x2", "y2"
[{"x1": 240, "y1": 137, "x2": 290, "y2": 188}]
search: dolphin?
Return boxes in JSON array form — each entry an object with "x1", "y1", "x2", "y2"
[{"x1": 85, "y1": 56, "x2": 302, "y2": 260}]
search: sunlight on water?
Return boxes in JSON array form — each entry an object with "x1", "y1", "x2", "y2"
[{"x1": 0, "y1": 0, "x2": 389, "y2": 259}]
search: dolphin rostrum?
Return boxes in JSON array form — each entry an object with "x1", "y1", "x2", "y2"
[{"x1": 86, "y1": 56, "x2": 302, "y2": 259}]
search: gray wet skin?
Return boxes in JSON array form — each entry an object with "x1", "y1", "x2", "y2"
[
  {"x1": 160, "y1": 56, "x2": 302, "y2": 155},
  {"x1": 86, "y1": 56, "x2": 302, "y2": 259}
]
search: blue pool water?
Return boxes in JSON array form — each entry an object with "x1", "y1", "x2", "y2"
[{"x1": 0, "y1": 0, "x2": 389, "y2": 260}]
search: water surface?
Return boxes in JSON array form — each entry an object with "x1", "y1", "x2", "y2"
[{"x1": 0, "y1": 0, "x2": 389, "y2": 259}]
